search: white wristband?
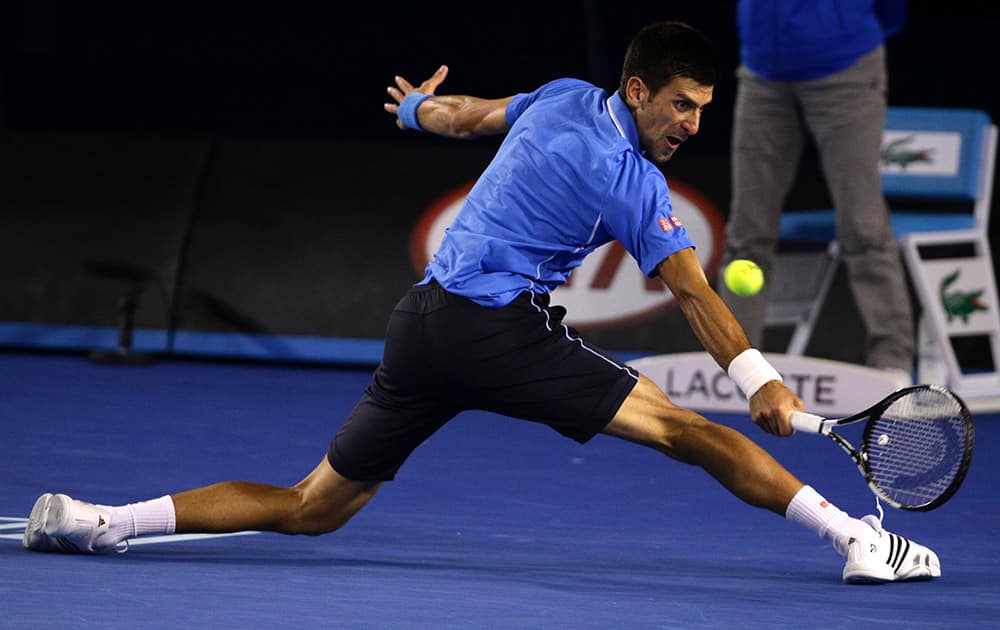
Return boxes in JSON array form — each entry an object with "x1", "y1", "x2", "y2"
[{"x1": 727, "y1": 349, "x2": 782, "y2": 399}]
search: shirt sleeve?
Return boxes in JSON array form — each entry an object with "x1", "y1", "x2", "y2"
[
  {"x1": 505, "y1": 78, "x2": 594, "y2": 127},
  {"x1": 601, "y1": 152, "x2": 695, "y2": 278}
]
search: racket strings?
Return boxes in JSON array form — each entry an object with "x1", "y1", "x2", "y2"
[{"x1": 863, "y1": 389, "x2": 970, "y2": 508}]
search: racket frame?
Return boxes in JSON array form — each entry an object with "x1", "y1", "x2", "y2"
[{"x1": 789, "y1": 385, "x2": 975, "y2": 511}]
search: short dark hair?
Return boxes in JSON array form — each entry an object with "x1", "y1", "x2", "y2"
[{"x1": 618, "y1": 21, "x2": 718, "y2": 98}]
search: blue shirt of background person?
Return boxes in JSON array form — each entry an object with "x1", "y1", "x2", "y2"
[
  {"x1": 737, "y1": 0, "x2": 908, "y2": 81},
  {"x1": 423, "y1": 78, "x2": 694, "y2": 308}
]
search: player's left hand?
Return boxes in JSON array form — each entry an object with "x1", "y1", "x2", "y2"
[
  {"x1": 749, "y1": 380, "x2": 803, "y2": 437},
  {"x1": 384, "y1": 65, "x2": 449, "y2": 128}
]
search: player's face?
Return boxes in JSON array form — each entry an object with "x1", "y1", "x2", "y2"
[{"x1": 628, "y1": 76, "x2": 713, "y2": 164}]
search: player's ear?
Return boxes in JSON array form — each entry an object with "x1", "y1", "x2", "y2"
[{"x1": 624, "y1": 76, "x2": 648, "y2": 108}]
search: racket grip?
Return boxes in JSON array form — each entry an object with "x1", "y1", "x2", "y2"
[{"x1": 790, "y1": 411, "x2": 827, "y2": 434}]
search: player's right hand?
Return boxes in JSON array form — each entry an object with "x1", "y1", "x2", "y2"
[
  {"x1": 749, "y1": 380, "x2": 803, "y2": 437},
  {"x1": 384, "y1": 65, "x2": 449, "y2": 128}
]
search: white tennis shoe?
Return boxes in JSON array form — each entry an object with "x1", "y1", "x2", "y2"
[
  {"x1": 842, "y1": 515, "x2": 940, "y2": 583},
  {"x1": 22, "y1": 492, "x2": 126, "y2": 554}
]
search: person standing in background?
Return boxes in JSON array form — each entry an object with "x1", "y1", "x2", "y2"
[{"x1": 719, "y1": 0, "x2": 914, "y2": 385}]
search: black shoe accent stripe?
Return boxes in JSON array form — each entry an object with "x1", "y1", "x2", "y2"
[
  {"x1": 888, "y1": 534, "x2": 910, "y2": 573},
  {"x1": 895, "y1": 537, "x2": 911, "y2": 573},
  {"x1": 56, "y1": 537, "x2": 80, "y2": 553}
]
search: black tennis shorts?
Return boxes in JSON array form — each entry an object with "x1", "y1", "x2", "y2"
[{"x1": 327, "y1": 280, "x2": 640, "y2": 481}]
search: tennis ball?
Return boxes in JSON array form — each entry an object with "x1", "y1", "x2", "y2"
[{"x1": 724, "y1": 259, "x2": 764, "y2": 296}]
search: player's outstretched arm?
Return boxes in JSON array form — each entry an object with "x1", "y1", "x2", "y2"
[
  {"x1": 656, "y1": 248, "x2": 802, "y2": 435},
  {"x1": 384, "y1": 65, "x2": 514, "y2": 139},
  {"x1": 656, "y1": 248, "x2": 748, "y2": 368}
]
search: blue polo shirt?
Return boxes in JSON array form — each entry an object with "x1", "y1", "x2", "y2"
[{"x1": 423, "y1": 78, "x2": 693, "y2": 308}]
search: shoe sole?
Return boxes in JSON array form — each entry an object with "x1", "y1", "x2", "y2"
[
  {"x1": 843, "y1": 565, "x2": 894, "y2": 584},
  {"x1": 895, "y1": 563, "x2": 941, "y2": 581},
  {"x1": 22, "y1": 492, "x2": 54, "y2": 550},
  {"x1": 43, "y1": 493, "x2": 72, "y2": 535},
  {"x1": 843, "y1": 571, "x2": 893, "y2": 584},
  {"x1": 845, "y1": 569, "x2": 939, "y2": 584}
]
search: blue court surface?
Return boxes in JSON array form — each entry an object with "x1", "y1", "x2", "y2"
[{"x1": 2, "y1": 351, "x2": 998, "y2": 629}]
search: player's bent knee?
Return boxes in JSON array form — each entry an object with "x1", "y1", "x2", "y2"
[
  {"x1": 282, "y1": 457, "x2": 382, "y2": 535},
  {"x1": 291, "y1": 482, "x2": 381, "y2": 536}
]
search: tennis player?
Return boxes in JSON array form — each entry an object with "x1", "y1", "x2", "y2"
[{"x1": 23, "y1": 21, "x2": 938, "y2": 583}]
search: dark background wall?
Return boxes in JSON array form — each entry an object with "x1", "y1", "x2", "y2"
[{"x1": 1, "y1": 2, "x2": 998, "y2": 364}]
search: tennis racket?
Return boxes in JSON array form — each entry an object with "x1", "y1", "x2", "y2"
[{"x1": 790, "y1": 384, "x2": 974, "y2": 511}]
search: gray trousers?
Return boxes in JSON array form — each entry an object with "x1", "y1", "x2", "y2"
[{"x1": 719, "y1": 45, "x2": 914, "y2": 371}]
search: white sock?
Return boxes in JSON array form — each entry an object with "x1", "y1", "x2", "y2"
[
  {"x1": 99, "y1": 495, "x2": 177, "y2": 546},
  {"x1": 785, "y1": 485, "x2": 872, "y2": 556}
]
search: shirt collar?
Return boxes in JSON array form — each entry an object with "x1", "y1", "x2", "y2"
[{"x1": 607, "y1": 91, "x2": 641, "y2": 153}]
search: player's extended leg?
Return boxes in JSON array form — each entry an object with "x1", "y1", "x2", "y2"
[
  {"x1": 172, "y1": 456, "x2": 381, "y2": 535},
  {"x1": 603, "y1": 373, "x2": 802, "y2": 514},
  {"x1": 604, "y1": 374, "x2": 940, "y2": 582},
  {"x1": 24, "y1": 282, "x2": 459, "y2": 555},
  {"x1": 23, "y1": 456, "x2": 380, "y2": 553}
]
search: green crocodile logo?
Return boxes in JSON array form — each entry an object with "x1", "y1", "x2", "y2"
[
  {"x1": 881, "y1": 135, "x2": 934, "y2": 169},
  {"x1": 940, "y1": 269, "x2": 987, "y2": 323}
]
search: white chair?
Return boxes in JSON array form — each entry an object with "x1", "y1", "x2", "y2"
[{"x1": 769, "y1": 107, "x2": 999, "y2": 398}]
